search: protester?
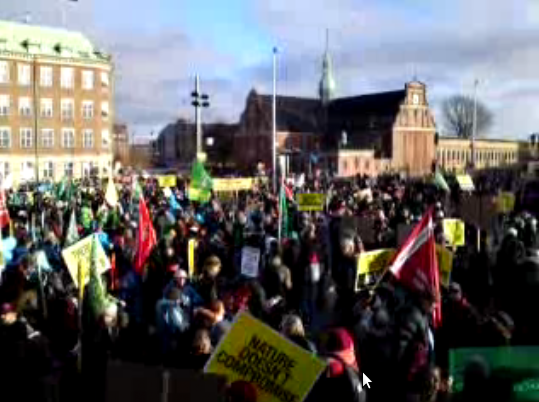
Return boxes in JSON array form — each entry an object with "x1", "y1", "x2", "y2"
[{"x1": 0, "y1": 169, "x2": 536, "y2": 402}]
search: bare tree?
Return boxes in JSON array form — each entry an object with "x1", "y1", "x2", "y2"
[{"x1": 442, "y1": 95, "x2": 493, "y2": 138}]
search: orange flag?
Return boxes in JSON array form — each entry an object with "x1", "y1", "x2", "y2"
[{"x1": 135, "y1": 196, "x2": 157, "y2": 275}]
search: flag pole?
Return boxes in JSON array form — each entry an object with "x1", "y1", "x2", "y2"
[
  {"x1": 277, "y1": 183, "x2": 282, "y2": 246},
  {"x1": 272, "y1": 47, "x2": 278, "y2": 194}
]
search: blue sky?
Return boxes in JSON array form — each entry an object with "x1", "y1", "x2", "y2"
[{"x1": 2, "y1": 0, "x2": 539, "y2": 139}]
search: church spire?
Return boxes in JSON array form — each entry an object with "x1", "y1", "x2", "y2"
[{"x1": 319, "y1": 29, "x2": 336, "y2": 105}]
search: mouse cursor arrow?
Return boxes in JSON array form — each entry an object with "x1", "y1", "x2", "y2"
[{"x1": 362, "y1": 373, "x2": 372, "y2": 389}]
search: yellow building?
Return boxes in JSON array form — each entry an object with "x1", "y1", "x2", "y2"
[
  {"x1": 0, "y1": 20, "x2": 113, "y2": 183},
  {"x1": 436, "y1": 136, "x2": 524, "y2": 172}
]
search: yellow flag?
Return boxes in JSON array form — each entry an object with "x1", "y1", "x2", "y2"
[{"x1": 105, "y1": 174, "x2": 119, "y2": 207}]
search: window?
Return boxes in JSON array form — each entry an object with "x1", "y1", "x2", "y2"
[
  {"x1": 64, "y1": 162, "x2": 74, "y2": 177},
  {"x1": 101, "y1": 101, "x2": 109, "y2": 120},
  {"x1": 62, "y1": 128, "x2": 75, "y2": 148},
  {"x1": 101, "y1": 71, "x2": 109, "y2": 87},
  {"x1": 18, "y1": 64, "x2": 31, "y2": 86},
  {"x1": 20, "y1": 128, "x2": 33, "y2": 148},
  {"x1": 82, "y1": 70, "x2": 94, "y2": 90},
  {"x1": 60, "y1": 67, "x2": 74, "y2": 89},
  {"x1": 82, "y1": 162, "x2": 94, "y2": 178},
  {"x1": 0, "y1": 61, "x2": 9, "y2": 83},
  {"x1": 42, "y1": 161, "x2": 54, "y2": 179},
  {"x1": 0, "y1": 95, "x2": 9, "y2": 116},
  {"x1": 0, "y1": 127, "x2": 10, "y2": 148},
  {"x1": 41, "y1": 98, "x2": 53, "y2": 118},
  {"x1": 19, "y1": 97, "x2": 32, "y2": 116},
  {"x1": 0, "y1": 162, "x2": 10, "y2": 179},
  {"x1": 61, "y1": 99, "x2": 74, "y2": 121},
  {"x1": 102, "y1": 129, "x2": 110, "y2": 148},
  {"x1": 41, "y1": 129, "x2": 54, "y2": 148},
  {"x1": 82, "y1": 100, "x2": 94, "y2": 119},
  {"x1": 40, "y1": 66, "x2": 53, "y2": 87},
  {"x1": 21, "y1": 162, "x2": 34, "y2": 180},
  {"x1": 83, "y1": 129, "x2": 94, "y2": 148}
]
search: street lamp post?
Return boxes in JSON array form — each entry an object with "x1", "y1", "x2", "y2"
[
  {"x1": 471, "y1": 79, "x2": 479, "y2": 168},
  {"x1": 32, "y1": 56, "x2": 40, "y2": 183},
  {"x1": 191, "y1": 75, "x2": 209, "y2": 159},
  {"x1": 272, "y1": 47, "x2": 278, "y2": 193}
]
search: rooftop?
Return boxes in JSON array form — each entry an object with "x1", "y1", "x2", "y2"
[{"x1": 0, "y1": 20, "x2": 110, "y2": 63}]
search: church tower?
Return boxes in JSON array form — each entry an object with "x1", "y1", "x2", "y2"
[{"x1": 319, "y1": 29, "x2": 336, "y2": 105}]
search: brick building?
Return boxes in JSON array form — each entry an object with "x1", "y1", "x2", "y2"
[
  {"x1": 233, "y1": 80, "x2": 436, "y2": 177},
  {"x1": 0, "y1": 20, "x2": 114, "y2": 183}
]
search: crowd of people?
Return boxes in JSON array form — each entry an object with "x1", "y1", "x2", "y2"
[{"x1": 0, "y1": 170, "x2": 538, "y2": 402}]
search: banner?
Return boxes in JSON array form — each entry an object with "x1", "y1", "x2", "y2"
[
  {"x1": 443, "y1": 219, "x2": 465, "y2": 247},
  {"x1": 158, "y1": 175, "x2": 177, "y2": 188},
  {"x1": 62, "y1": 234, "x2": 111, "y2": 288},
  {"x1": 496, "y1": 192, "x2": 516, "y2": 214},
  {"x1": 296, "y1": 193, "x2": 325, "y2": 212},
  {"x1": 449, "y1": 346, "x2": 539, "y2": 402},
  {"x1": 204, "y1": 312, "x2": 326, "y2": 402},
  {"x1": 241, "y1": 246, "x2": 260, "y2": 278},
  {"x1": 213, "y1": 178, "x2": 254, "y2": 192}
]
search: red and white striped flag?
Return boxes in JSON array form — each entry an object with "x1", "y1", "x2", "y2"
[
  {"x1": 389, "y1": 207, "x2": 441, "y2": 327},
  {"x1": 0, "y1": 189, "x2": 10, "y2": 228}
]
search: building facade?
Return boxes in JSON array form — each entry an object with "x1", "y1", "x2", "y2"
[
  {"x1": 112, "y1": 123, "x2": 130, "y2": 167},
  {"x1": 0, "y1": 20, "x2": 113, "y2": 183},
  {"x1": 436, "y1": 137, "x2": 524, "y2": 172},
  {"x1": 234, "y1": 80, "x2": 436, "y2": 177}
]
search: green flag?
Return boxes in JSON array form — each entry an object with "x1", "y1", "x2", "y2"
[
  {"x1": 65, "y1": 209, "x2": 79, "y2": 246},
  {"x1": 87, "y1": 235, "x2": 110, "y2": 318},
  {"x1": 189, "y1": 161, "x2": 213, "y2": 203},
  {"x1": 433, "y1": 171, "x2": 450, "y2": 192}
]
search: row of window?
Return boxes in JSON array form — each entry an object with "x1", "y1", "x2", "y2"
[
  {"x1": 0, "y1": 161, "x2": 99, "y2": 180},
  {"x1": 0, "y1": 127, "x2": 110, "y2": 149},
  {"x1": 437, "y1": 148, "x2": 517, "y2": 164},
  {"x1": 0, "y1": 61, "x2": 109, "y2": 89},
  {"x1": 0, "y1": 95, "x2": 109, "y2": 120}
]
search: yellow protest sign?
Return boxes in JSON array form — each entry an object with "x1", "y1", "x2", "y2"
[
  {"x1": 443, "y1": 219, "x2": 465, "y2": 247},
  {"x1": 297, "y1": 193, "x2": 325, "y2": 212},
  {"x1": 158, "y1": 175, "x2": 177, "y2": 188},
  {"x1": 188, "y1": 238, "x2": 197, "y2": 278},
  {"x1": 357, "y1": 249, "x2": 396, "y2": 275},
  {"x1": 205, "y1": 312, "x2": 326, "y2": 402},
  {"x1": 496, "y1": 192, "x2": 515, "y2": 214},
  {"x1": 436, "y1": 245, "x2": 453, "y2": 287},
  {"x1": 213, "y1": 178, "x2": 254, "y2": 192},
  {"x1": 62, "y1": 234, "x2": 111, "y2": 288}
]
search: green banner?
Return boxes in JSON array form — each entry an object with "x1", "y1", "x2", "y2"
[{"x1": 450, "y1": 347, "x2": 539, "y2": 401}]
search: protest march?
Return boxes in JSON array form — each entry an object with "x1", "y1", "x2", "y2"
[{"x1": 0, "y1": 163, "x2": 538, "y2": 402}]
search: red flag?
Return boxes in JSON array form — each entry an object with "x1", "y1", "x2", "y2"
[
  {"x1": 389, "y1": 207, "x2": 441, "y2": 327},
  {"x1": 110, "y1": 252, "x2": 117, "y2": 291},
  {"x1": 135, "y1": 196, "x2": 157, "y2": 274},
  {"x1": 0, "y1": 190, "x2": 10, "y2": 228},
  {"x1": 284, "y1": 183, "x2": 294, "y2": 201}
]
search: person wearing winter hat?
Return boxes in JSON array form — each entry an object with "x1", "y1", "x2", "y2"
[{"x1": 309, "y1": 328, "x2": 365, "y2": 402}]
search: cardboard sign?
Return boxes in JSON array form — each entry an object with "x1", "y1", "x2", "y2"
[
  {"x1": 443, "y1": 219, "x2": 465, "y2": 247},
  {"x1": 449, "y1": 347, "x2": 539, "y2": 402},
  {"x1": 204, "y1": 312, "x2": 326, "y2": 402},
  {"x1": 496, "y1": 192, "x2": 516, "y2": 214},
  {"x1": 296, "y1": 193, "x2": 325, "y2": 212},
  {"x1": 241, "y1": 246, "x2": 261, "y2": 278},
  {"x1": 62, "y1": 234, "x2": 111, "y2": 288},
  {"x1": 456, "y1": 174, "x2": 475, "y2": 191},
  {"x1": 158, "y1": 176, "x2": 177, "y2": 188},
  {"x1": 436, "y1": 245, "x2": 453, "y2": 287},
  {"x1": 213, "y1": 178, "x2": 254, "y2": 192}
]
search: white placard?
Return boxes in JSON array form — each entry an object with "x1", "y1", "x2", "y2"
[{"x1": 241, "y1": 246, "x2": 260, "y2": 278}]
